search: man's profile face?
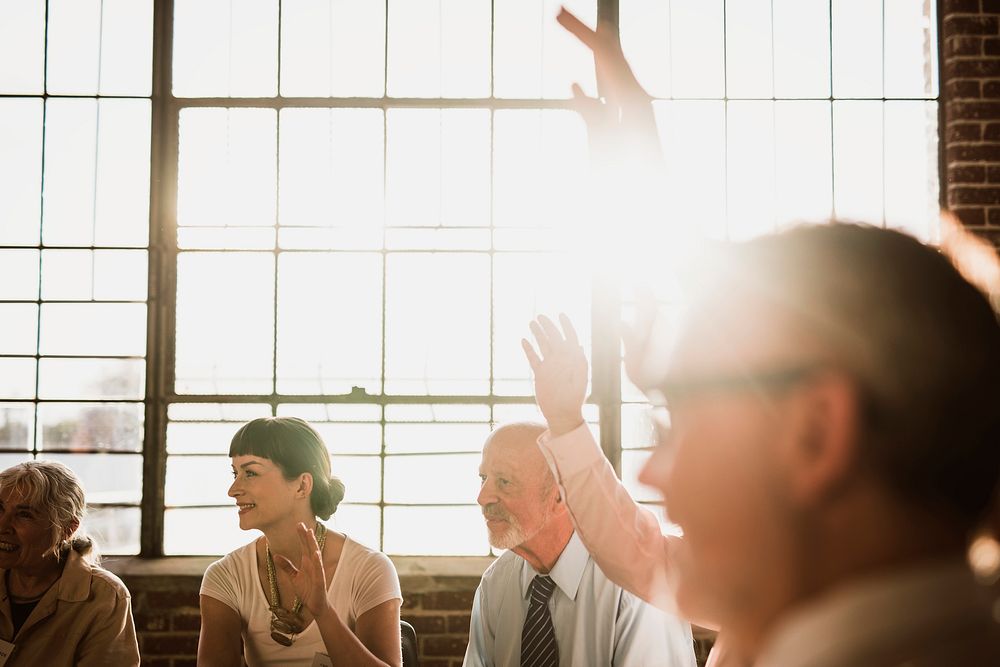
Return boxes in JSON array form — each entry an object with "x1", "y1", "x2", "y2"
[
  {"x1": 639, "y1": 295, "x2": 827, "y2": 624},
  {"x1": 477, "y1": 432, "x2": 556, "y2": 551}
]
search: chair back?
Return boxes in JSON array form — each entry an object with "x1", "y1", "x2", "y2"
[{"x1": 401, "y1": 619, "x2": 419, "y2": 667}]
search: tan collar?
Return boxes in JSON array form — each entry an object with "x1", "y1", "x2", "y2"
[
  {"x1": 51, "y1": 549, "x2": 92, "y2": 603},
  {"x1": 0, "y1": 550, "x2": 94, "y2": 640}
]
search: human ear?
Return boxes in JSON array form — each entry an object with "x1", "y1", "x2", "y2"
[
  {"x1": 784, "y1": 372, "x2": 862, "y2": 505},
  {"x1": 297, "y1": 472, "x2": 314, "y2": 499}
]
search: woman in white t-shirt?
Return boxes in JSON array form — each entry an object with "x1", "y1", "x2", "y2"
[{"x1": 197, "y1": 417, "x2": 403, "y2": 667}]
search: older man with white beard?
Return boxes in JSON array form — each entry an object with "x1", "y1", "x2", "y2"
[{"x1": 463, "y1": 422, "x2": 695, "y2": 667}]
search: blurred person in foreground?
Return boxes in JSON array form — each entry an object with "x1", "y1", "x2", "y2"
[
  {"x1": 0, "y1": 460, "x2": 139, "y2": 665},
  {"x1": 522, "y1": 7, "x2": 1000, "y2": 667},
  {"x1": 465, "y1": 422, "x2": 695, "y2": 667},
  {"x1": 198, "y1": 417, "x2": 402, "y2": 667}
]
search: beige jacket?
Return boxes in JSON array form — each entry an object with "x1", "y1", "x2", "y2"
[{"x1": 0, "y1": 549, "x2": 139, "y2": 666}]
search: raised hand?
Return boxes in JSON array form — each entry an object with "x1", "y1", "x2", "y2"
[
  {"x1": 557, "y1": 7, "x2": 660, "y2": 164},
  {"x1": 521, "y1": 314, "x2": 589, "y2": 437},
  {"x1": 273, "y1": 523, "x2": 332, "y2": 620}
]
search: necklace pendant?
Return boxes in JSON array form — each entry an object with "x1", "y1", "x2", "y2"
[
  {"x1": 271, "y1": 607, "x2": 305, "y2": 633},
  {"x1": 270, "y1": 630, "x2": 294, "y2": 647}
]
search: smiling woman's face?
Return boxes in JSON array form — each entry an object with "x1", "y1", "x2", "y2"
[
  {"x1": 228, "y1": 455, "x2": 303, "y2": 531},
  {"x1": 0, "y1": 488, "x2": 60, "y2": 571}
]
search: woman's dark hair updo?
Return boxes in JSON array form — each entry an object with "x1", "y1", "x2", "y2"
[{"x1": 229, "y1": 417, "x2": 346, "y2": 520}]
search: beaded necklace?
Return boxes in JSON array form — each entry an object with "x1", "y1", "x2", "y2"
[{"x1": 265, "y1": 522, "x2": 327, "y2": 646}]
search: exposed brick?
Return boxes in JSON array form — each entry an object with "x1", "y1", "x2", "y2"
[
  {"x1": 947, "y1": 35, "x2": 983, "y2": 57},
  {"x1": 140, "y1": 634, "x2": 200, "y2": 656},
  {"x1": 447, "y1": 613, "x2": 472, "y2": 634},
  {"x1": 950, "y1": 186, "x2": 1000, "y2": 205},
  {"x1": 134, "y1": 613, "x2": 168, "y2": 632},
  {"x1": 946, "y1": 59, "x2": 1000, "y2": 79},
  {"x1": 423, "y1": 590, "x2": 476, "y2": 611},
  {"x1": 944, "y1": 16, "x2": 1000, "y2": 36},
  {"x1": 989, "y1": 208, "x2": 1000, "y2": 225},
  {"x1": 947, "y1": 122, "x2": 983, "y2": 142},
  {"x1": 988, "y1": 165, "x2": 1000, "y2": 181},
  {"x1": 986, "y1": 37, "x2": 1000, "y2": 55},
  {"x1": 950, "y1": 165, "x2": 988, "y2": 183},
  {"x1": 422, "y1": 636, "x2": 470, "y2": 657},
  {"x1": 949, "y1": 207, "x2": 988, "y2": 226},
  {"x1": 947, "y1": 79, "x2": 982, "y2": 99},
  {"x1": 947, "y1": 143, "x2": 1000, "y2": 162},
  {"x1": 144, "y1": 590, "x2": 201, "y2": 610},
  {"x1": 171, "y1": 660, "x2": 197, "y2": 667},
  {"x1": 950, "y1": 100, "x2": 1000, "y2": 121},
  {"x1": 403, "y1": 614, "x2": 447, "y2": 634},
  {"x1": 983, "y1": 80, "x2": 1000, "y2": 97},
  {"x1": 985, "y1": 122, "x2": 1000, "y2": 140},
  {"x1": 402, "y1": 593, "x2": 423, "y2": 610},
  {"x1": 420, "y1": 661, "x2": 452, "y2": 667},
  {"x1": 984, "y1": 0, "x2": 1000, "y2": 14},
  {"x1": 144, "y1": 660, "x2": 171, "y2": 667},
  {"x1": 944, "y1": 0, "x2": 982, "y2": 13},
  {"x1": 172, "y1": 612, "x2": 202, "y2": 632}
]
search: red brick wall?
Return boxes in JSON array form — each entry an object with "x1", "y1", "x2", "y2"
[
  {"x1": 122, "y1": 572, "x2": 483, "y2": 667},
  {"x1": 121, "y1": 571, "x2": 713, "y2": 667},
  {"x1": 943, "y1": 0, "x2": 1000, "y2": 247}
]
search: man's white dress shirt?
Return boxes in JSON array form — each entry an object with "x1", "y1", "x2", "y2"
[{"x1": 463, "y1": 532, "x2": 696, "y2": 667}]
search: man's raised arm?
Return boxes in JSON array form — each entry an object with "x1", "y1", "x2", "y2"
[{"x1": 522, "y1": 314, "x2": 677, "y2": 611}]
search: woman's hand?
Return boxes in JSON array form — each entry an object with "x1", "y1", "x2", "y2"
[{"x1": 272, "y1": 523, "x2": 333, "y2": 620}]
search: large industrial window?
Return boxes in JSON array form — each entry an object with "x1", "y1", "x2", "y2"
[
  {"x1": 0, "y1": 0, "x2": 154, "y2": 554},
  {"x1": 0, "y1": 0, "x2": 938, "y2": 556}
]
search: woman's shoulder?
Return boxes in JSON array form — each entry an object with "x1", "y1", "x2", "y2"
[
  {"x1": 86, "y1": 562, "x2": 131, "y2": 602},
  {"x1": 338, "y1": 536, "x2": 401, "y2": 600},
  {"x1": 205, "y1": 539, "x2": 258, "y2": 580},
  {"x1": 341, "y1": 536, "x2": 396, "y2": 573}
]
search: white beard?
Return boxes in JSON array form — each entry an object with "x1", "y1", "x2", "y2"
[
  {"x1": 484, "y1": 500, "x2": 553, "y2": 550},
  {"x1": 487, "y1": 518, "x2": 528, "y2": 550}
]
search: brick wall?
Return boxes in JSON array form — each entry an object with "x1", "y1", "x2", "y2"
[
  {"x1": 120, "y1": 571, "x2": 483, "y2": 667},
  {"x1": 943, "y1": 0, "x2": 1000, "y2": 248},
  {"x1": 119, "y1": 568, "x2": 714, "y2": 667}
]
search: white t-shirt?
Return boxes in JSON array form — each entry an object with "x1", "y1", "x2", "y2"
[{"x1": 201, "y1": 535, "x2": 402, "y2": 667}]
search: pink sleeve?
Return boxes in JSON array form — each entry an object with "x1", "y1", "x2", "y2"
[{"x1": 537, "y1": 423, "x2": 677, "y2": 611}]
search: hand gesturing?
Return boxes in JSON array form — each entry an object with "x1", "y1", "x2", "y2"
[
  {"x1": 521, "y1": 314, "x2": 589, "y2": 437},
  {"x1": 272, "y1": 523, "x2": 332, "y2": 620}
]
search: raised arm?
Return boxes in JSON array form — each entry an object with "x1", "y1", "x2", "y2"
[
  {"x1": 556, "y1": 8, "x2": 661, "y2": 166},
  {"x1": 522, "y1": 314, "x2": 676, "y2": 610}
]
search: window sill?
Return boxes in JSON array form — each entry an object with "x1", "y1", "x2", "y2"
[{"x1": 105, "y1": 555, "x2": 495, "y2": 580}]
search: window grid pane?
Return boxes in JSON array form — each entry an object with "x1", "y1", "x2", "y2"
[
  {"x1": 159, "y1": 0, "x2": 938, "y2": 556},
  {"x1": 0, "y1": 2, "x2": 153, "y2": 556}
]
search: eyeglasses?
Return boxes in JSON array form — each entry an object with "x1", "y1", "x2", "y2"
[
  {"x1": 641, "y1": 363, "x2": 831, "y2": 445},
  {"x1": 643, "y1": 363, "x2": 829, "y2": 411}
]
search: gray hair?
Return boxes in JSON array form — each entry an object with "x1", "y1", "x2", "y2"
[
  {"x1": 0, "y1": 461, "x2": 97, "y2": 564},
  {"x1": 689, "y1": 222, "x2": 1000, "y2": 528}
]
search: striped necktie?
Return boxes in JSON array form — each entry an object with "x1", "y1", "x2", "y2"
[{"x1": 521, "y1": 575, "x2": 559, "y2": 667}]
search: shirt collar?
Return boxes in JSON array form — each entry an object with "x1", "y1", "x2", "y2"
[
  {"x1": 54, "y1": 549, "x2": 92, "y2": 602},
  {"x1": 519, "y1": 532, "x2": 589, "y2": 602}
]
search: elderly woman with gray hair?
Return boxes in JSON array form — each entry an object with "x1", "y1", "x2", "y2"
[{"x1": 0, "y1": 460, "x2": 139, "y2": 666}]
